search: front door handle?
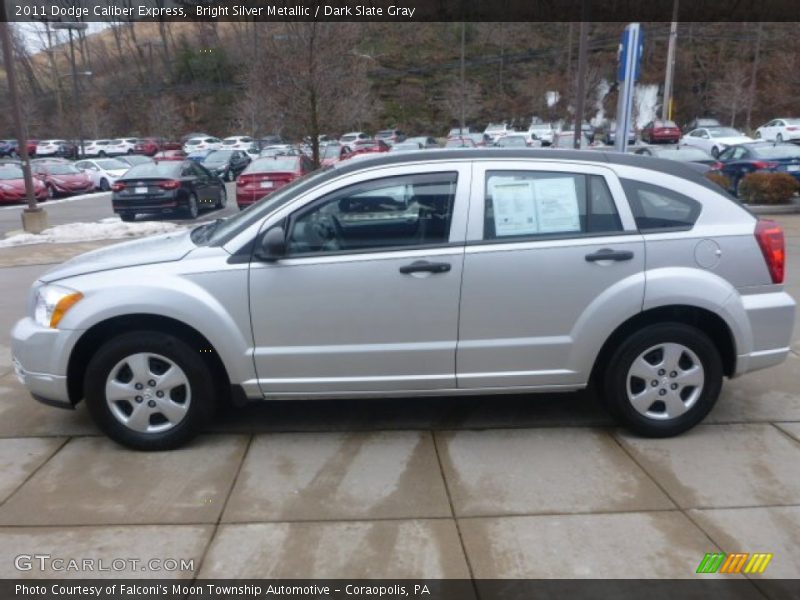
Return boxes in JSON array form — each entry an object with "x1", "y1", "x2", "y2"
[
  {"x1": 399, "y1": 260, "x2": 451, "y2": 274},
  {"x1": 585, "y1": 249, "x2": 634, "y2": 262}
]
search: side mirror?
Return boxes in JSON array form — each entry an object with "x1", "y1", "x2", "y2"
[{"x1": 258, "y1": 226, "x2": 286, "y2": 261}]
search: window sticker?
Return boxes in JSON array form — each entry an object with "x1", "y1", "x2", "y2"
[
  {"x1": 533, "y1": 177, "x2": 581, "y2": 233},
  {"x1": 491, "y1": 181, "x2": 539, "y2": 236},
  {"x1": 490, "y1": 176, "x2": 581, "y2": 237}
]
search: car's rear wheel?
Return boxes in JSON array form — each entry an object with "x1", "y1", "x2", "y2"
[
  {"x1": 99, "y1": 178, "x2": 110, "y2": 192},
  {"x1": 602, "y1": 323, "x2": 722, "y2": 437},
  {"x1": 226, "y1": 169, "x2": 235, "y2": 182},
  {"x1": 711, "y1": 146, "x2": 720, "y2": 158},
  {"x1": 119, "y1": 212, "x2": 136, "y2": 222},
  {"x1": 776, "y1": 133, "x2": 784, "y2": 143},
  {"x1": 185, "y1": 193, "x2": 199, "y2": 219},
  {"x1": 46, "y1": 185, "x2": 55, "y2": 199},
  {"x1": 217, "y1": 186, "x2": 227, "y2": 209},
  {"x1": 84, "y1": 331, "x2": 215, "y2": 450}
]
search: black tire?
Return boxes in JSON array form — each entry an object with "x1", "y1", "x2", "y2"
[
  {"x1": 711, "y1": 146, "x2": 720, "y2": 158},
  {"x1": 601, "y1": 323, "x2": 723, "y2": 437},
  {"x1": 776, "y1": 133, "x2": 784, "y2": 143},
  {"x1": 46, "y1": 185, "x2": 55, "y2": 200},
  {"x1": 185, "y1": 193, "x2": 199, "y2": 219},
  {"x1": 98, "y1": 151, "x2": 106, "y2": 157},
  {"x1": 119, "y1": 212, "x2": 136, "y2": 222},
  {"x1": 99, "y1": 178, "x2": 110, "y2": 192},
  {"x1": 216, "y1": 186, "x2": 227, "y2": 209},
  {"x1": 84, "y1": 331, "x2": 216, "y2": 450},
  {"x1": 226, "y1": 169, "x2": 235, "y2": 182}
]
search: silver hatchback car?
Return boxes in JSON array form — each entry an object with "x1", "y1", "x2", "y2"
[{"x1": 11, "y1": 149, "x2": 795, "y2": 450}]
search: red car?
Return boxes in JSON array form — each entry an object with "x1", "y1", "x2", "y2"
[
  {"x1": 153, "y1": 149, "x2": 187, "y2": 161},
  {"x1": 236, "y1": 155, "x2": 314, "y2": 210},
  {"x1": 31, "y1": 161, "x2": 95, "y2": 198},
  {"x1": 347, "y1": 139, "x2": 390, "y2": 158},
  {"x1": 641, "y1": 119, "x2": 682, "y2": 144},
  {"x1": 320, "y1": 143, "x2": 352, "y2": 167},
  {"x1": 135, "y1": 138, "x2": 182, "y2": 156},
  {"x1": 0, "y1": 165, "x2": 47, "y2": 203}
]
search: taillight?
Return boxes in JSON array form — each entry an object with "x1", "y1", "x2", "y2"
[
  {"x1": 237, "y1": 175, "x2": 253, "y2": 186},
  {"x1": 111, "y1": 182, "x2": 125, "y2": 192},
  {"x1": 753, "y1": 161, "x2": 779, "y2": 170},
  {"x1": 786, "y1": 126, "x2": 798, "y2": 131},
  {"x1": 159, "y1": 180, "x2": 180, "y2": 190},
  {"x1": 711, "y1": 161, "x2": 724, "y2": 171},
  {"x1": 755, "y1": 219, "x2": 785, "y2": 284}
]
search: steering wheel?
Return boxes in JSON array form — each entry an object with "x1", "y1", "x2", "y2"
[{"x1": 310, "y1": 214, "x2": 342, "y2": 250}]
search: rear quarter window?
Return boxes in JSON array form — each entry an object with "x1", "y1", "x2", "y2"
[{"x1": 621, "y1": 179, "x2": 701, "y2": 232}]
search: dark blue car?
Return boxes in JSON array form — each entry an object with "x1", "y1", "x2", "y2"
[{"x1": 717, "y1": 142, "x2": 800, "y2": 196}]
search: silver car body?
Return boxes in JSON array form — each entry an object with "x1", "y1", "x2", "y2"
[{"x1": 11, "y1": 149, "x2": 795, "y2": 407}]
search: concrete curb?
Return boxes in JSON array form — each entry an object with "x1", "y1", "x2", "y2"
[{"x1": 745, "y1": 198, "x2": 800, "y2": 215}]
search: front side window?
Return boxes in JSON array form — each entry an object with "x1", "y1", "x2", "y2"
[
  {"x1": 621, "y1": 179, "x2": 701, "y2": 231},
  {"x1": 483, "y1": 171, "x2": 623, "y2": 240},
  {"x1": 287, "y1": 172, "x2": 458, "y2": 255}
]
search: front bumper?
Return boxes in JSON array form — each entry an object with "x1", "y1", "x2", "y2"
[
  {"x1": 10, "y1": 317, "x2": 84, "y2": 408},
  {"x1": 732, "y1": 290, "x2": 796, "y2": 376}
]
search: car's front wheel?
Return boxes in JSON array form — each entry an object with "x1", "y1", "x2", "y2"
[
  {"x1": 602, "y1": 323, "x2": 722, "y2": 437},
  {"x1": 99, "y1": 178, "x2": 110, "y2": 192},
  {"x1": 84, "y1": 331, "x2": 215, "y2": 450},
  {"x1": 185, "y1": 193, "x2": 199, "y2": 219}
]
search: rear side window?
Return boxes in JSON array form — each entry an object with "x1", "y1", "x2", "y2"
[
  {"x1": 483, "y1": 171, "x2": 623, "y2": 240},
  {"x1": 621, "y1": 179, "x2": 701, "y2": 231}
]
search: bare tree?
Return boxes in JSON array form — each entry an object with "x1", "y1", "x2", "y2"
[
  {"x1": 439, "y1": 78, "x2": 482, "y2": 129},
  {"x1": 710, "y1": 65, "x2": 750, "y2": 127}
]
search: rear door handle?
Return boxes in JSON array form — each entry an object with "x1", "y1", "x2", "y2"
[
  {"x1": 585, "y1": 249, "x2": 634, "y2": 262},
  {"x1": 399, "y1": 260, "x2": 451, "y2": 274}
]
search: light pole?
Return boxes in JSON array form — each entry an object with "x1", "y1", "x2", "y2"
[
  {"x1": 662, "y1": 0, "x2": 679, "y2": 121},
  {"x1": 52, "y1": 22, "x2": 88, "y2": 158},
  {"x1": 0, "y1": 20, "x2": 47, "y2": 232}
]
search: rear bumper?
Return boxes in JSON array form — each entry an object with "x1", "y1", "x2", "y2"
[
  {"x1": 113, "y1": 193, "x2": 180, "y2": 213},
  {"x1": 732, "y1": 290, "x2": 796, "y2": 376}
]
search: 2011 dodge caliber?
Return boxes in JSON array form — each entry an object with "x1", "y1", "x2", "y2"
[{"x1": 11, "y1": 149, "x2": 795, "y2": 450}]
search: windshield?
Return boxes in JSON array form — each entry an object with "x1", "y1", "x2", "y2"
[
  {"x1": 123, "y1": 163, "x2": 181, "y2": 179},
  {"x1": 47, "y1": 164, "x2": 82, "y2": 175},
  {"x1": 186, "y1": 139, "x2": 201, "y2": 145},
  {"x1": 204, "y1": 167, "x2": 332, "y2": 245},
  {"x1": 204, "y1": 150, "x2": 234, "y2": 164},
  {"x1": 322, "y1": 145, "x2": 342, "y2": 159},
  {"x1": 485, "y1": 124, "x2": 505, "y2": 131},
  {"x1": 96, "y1": 159, "x2": 128, "y2": 170},
  {"x1": 709, "y1": 128, "x2": 742, "y2": 138},
  {"x1": 245, "y1": 157, "x2": 299, "y2": 173},
  {"x1": 754, "y1": 144, "x2": 800, "y2": 159},
  {"x1": 0, "y1": 167, "x2": 22, "y2": 180},
  {"x1": 497, "y1": 136, "x2": 527, "y2": 146}
]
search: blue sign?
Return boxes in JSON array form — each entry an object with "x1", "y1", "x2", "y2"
[{"x1": 618, "y1": 25, "x2": 645, "y2": 82}]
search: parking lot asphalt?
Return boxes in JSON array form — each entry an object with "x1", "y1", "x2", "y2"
[{"x1": 0, "y1": 215, "x2": 797, "y2": 584}]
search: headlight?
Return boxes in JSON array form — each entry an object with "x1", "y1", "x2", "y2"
[{"x1": 33, "y1": 284, "x2": 83, "y2": 328}]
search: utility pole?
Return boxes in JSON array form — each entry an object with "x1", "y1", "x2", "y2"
[
  {"x1": 662, "y1": 0, "x2": 679, "y2": 121},
  {"x1": 52, "y1": 22, "x2": 88, "y2": 158},
  {"x1": 459, "y1": 22, "x2": 466, "y2": 135},
  {"x1": 745, "y1": 22, "x2": 763, "y2": 132},
  {"x1": 0, "y1": 19, "x2": 47, "y2": 232},
  {"x1": 573, "y1": 20, "x2": 589, "y2": 148}
]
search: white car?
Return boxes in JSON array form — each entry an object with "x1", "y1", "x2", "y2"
[
  {"x1": 528, "y1": 123, "x2": 555, "y2": 145},
  {"x1": 222, "y1": 136, "x2": 254, "y2": 150},
  {"x1": 339, "y1": 131, "x2": 370, "y2": 145},
  {"x1": 680, "y1": 127, "x2": 754, "y2": 158},
  {"x1": 35, "y1": 139, "x2": 69, "y2": 157},
  {"x1": 74, "y1": 158, "x2": 130, "y2": 191},
  {"x1": 83, "y1": 139, "x2": 113, "y2": 157},
  {"x1": 182, "y1": 137, "x2": 223, "y2": 154},
  {"x1": 104, "y1": 138, "x2": 139, "y2": 155},
  {"x1": 484, "y1": 122, "x2": 510, "y2": 143},
  {"x1": 755, "y1": 118, "x2": 800, "y2": 143}
]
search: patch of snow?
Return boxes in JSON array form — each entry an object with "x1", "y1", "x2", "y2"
[
  {"x1": 590, "y1": 79, "x2": 612, "y2": 128},
  {"x1": 0, "y1": 218, "x2": 185, "y2": 248},
  {"x1": 545, "y1": 91, "x2": 560, "y2": 108},
  {"x1": 0, "y1": 191, "x2": 108, "y2": 211},
  {"x1": 634, "y1": 84, "x2": 660, "y2": 129}
]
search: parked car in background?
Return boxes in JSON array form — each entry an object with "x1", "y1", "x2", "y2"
[
  {"x1": 580, "y1": 122, "x2": 596, "y2": 143},
  {"x1": 375, "y1": 129, "x2": 406, "y2": 146},
  {"x1": 348, "y1": 139, "x2": 390, "y2": 157},
  {"x1": 183, "y1": 136, "x2": 223, "y2": 154},
  {"x1": 390, "y1": 142, "x2": 424, "y2": 152},
  {"x1": 406, "y1": 136, "x2": 439, "y2": 149},
  {"x1": 83, "y1": 139, "x2": 112, "y2": 157},
  {"x1": 236, "y1": 155, "x2": 314, "y2": 210},
  {"x1": 603, "y1": 121, "x2": 637, "y2": 145},
  {"x1": 683, "y1": 117, "x2": 722, "y2": 133},
  {"x1": 528, "y1": 123, "x2": 555, "y2": 146},
  {"x1": 134, "y1": 138, "x2": 171, "y2": 156},
  {"x1": 260, "y1": 145, "x2": 300, "y2": 158},
  {"x1": 445, "y1": 136, "x2": 476, "y2": 148},
  {"x1": 74, "y1": 158, "x2": 130, "y2": 191},
  {"x1": 632, "y1": 145, "x2": 719, "y2": 173},
  {"x1": 0, "y1": 158, "x2": 21, "y2": 167},
  {"x1": 187, "y1": 149, "x2": 215, "y2": 162},
  {"x1": 111, "y1": 160, "x2": 226, "y2": 221},
  {"x1": 340, "y1": 132, "x2": 370, "y2": 146},
  {"x1": 115, "y1": 155, "x2": 154, "y2": 168},
  {"x1": 755, "y1": 118, "x2": 800, "y2": 143},
  {"x1": 105, "y1": 138, "x2": 139, "y2": 155},
  {"x1": 716, "y1": 142, "x2": 800, "y2": 195},
  {"x1": 36, "y1": 139, "x2": 76, "y2": 158},
  {"x1": 32, "y1": 161, "x2": 95, "y2": 198},
  {"x1": 201, "y1": 149, "x2": 251, "y2": 181},
  {"x1": 0, "y1": 165, "x2": 47, "y2": 203},
  {"x1": 448, "y1": 127, "x2": 474, "y2": 137},
  {"x1": 258, "y1": 135, "x2": 288, "y2": 148},
  {"x1": 320, "y1": 143, "x2": 352, "y2": 166},
  {"x1": 641, "y1": 120, "x2": 682, "y2": 144},
  {"x1": 222, "y1": 136, "x2": 254, "y2": 150},
  {"x1": 13, "y1": 149, "x2": 794, "y2": 449},
  {"x1": 484, "y1": 122, "x2": 510, "y2": 143},
  {"x1": 495, "y1": 135, "x2": 530, "y2": 148},
  {"x1": 0, "y1": 140, "x2": 16, "y2": 157},
  {"x1": 467, "y1": 133, "x2": 491, "y2": 147},
  {"x1": 681, "y1": 127, "x2": 754, "y2": 158},
  {"x1": 552, "y1": 131, "x2": 590, "y2": 149},
  {"x1": 153, "y1": 149, "x2": 187, "y2": 162}
]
